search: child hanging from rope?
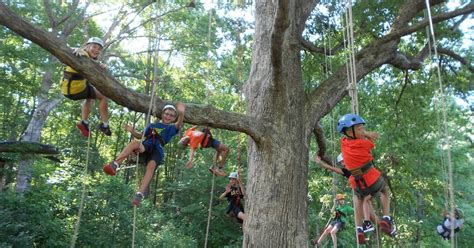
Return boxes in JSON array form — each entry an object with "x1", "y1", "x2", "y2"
[
  {"x1": 219, "y1": 172, "x2": 246, "y2": 223},
  {"x1": 436, "y1": 208, "x2": 464, "y2": 240},
  {"x1": 314, "y1": 154, "x2": 377, "y2": 225},
  {"x1": 102, "y1": 103, "x2": 185, "y2": 206},
  {"x1": 337, "y1": 113, "x2": 396, "y2": 244},
  {"x1": 314, "y1": 194, "x2": 353, "y2": 248},
  {"x1": 178, "y1": 126, "x2": 228, "y2": 177},
  {"x1": 61, "y1": 37, "x2": 112, "y2": 137}
]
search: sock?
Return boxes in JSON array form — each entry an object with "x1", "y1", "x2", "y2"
[
  {"x1": 383, "y1": 215, "x2": 391, "y2": 220},
  {"x1": 102, "y1": 122, "x2": 109, "y2": 127},
  {"x1": 82, "y1": 120, "x2": 89, "y2": 125},
  {"x1": 357, "y1": 226, "x2": 363, "y2": 231}
]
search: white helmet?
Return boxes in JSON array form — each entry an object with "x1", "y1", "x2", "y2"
[
  {"x1": 228, "y1": 172, "x2": 238, "y2": 179},
  {"x1": 162, "y1": 104, "x2": 177, "y2": 113},
  {"x1": 336, "y1": 153, "x2": 344, "y2": 163},
  {"x1": 86, "y1": 37, "x2": 104, "y2": 48}
]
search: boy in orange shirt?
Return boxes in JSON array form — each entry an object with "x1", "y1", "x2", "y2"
[
  {"x1": 337, "y1": 113, "x2": 396, "y2": 244},
  {"x1": 178, "y1": 126, "x2": 228, "y2": 176}
]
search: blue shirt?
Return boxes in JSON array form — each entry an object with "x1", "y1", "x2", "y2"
[{"x1": 142, "y1": 122, "x2": 179, "y2": 163}]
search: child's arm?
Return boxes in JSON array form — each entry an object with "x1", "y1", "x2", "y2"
[
  {"x1": 125, "y1": 124, "x2": 143, "y2": 139},
  {"x1": 364, "y1": 131, "x2": 379, "y2": 142},
  {"x1": 186, "y1": 147, "x2": 196, "y2": 169},
  {"x1": 219, "y1": 186, "x2": 231, "y2": 199},
  {"x1": 314, "y1": 155, "x2": 344, "y2": 175},
  {"x1": 175, "y1": 102, "x2": 185, "y2": 129}
]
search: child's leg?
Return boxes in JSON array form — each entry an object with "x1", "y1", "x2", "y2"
[
  {"x1": 138, "y1": 160, "x2": 157, "y2": 193},
  {"x1": 215, "y1": 143, "x2": 229, "y2": 167},
  {"x1": 317, "y1": 225, "x2": 332, "y2": 244},
  {"x1": 237, "y1": 211, "x2": 246, "y2": 221},
  {"x1": 355, "y1": 195, "x2": 364, "y2": 227},
  {"x1": 115, "y1": 140, "x2": 144, "y2": 164},
  {"x1": 94, "y1": 89, "x2": 109, "y2": 124},
  {"x1": 330, "y1": 224, "x2": 340, "y2": 248},
  {"x1": 380, "y1": 188, "x2": 390, "y2": 216},
  {"x1": 363, "y1": 195, "x2": 373, "y2": 221},
  {"x1": 81, "y1": 98, "x2": 93, "y2": 121}
]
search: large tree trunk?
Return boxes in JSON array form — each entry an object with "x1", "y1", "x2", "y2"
[{"x1": 243, "y1": 1, "x2": 313, "y2": 246}]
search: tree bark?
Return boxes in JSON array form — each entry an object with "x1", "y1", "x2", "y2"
[{"x1": 243, "y1": 1, "x2": 314, "y2": 246}]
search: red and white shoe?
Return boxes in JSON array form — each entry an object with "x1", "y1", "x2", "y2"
[{"x1": 103, "y1": 162, "x2": 118, "y2": 176}]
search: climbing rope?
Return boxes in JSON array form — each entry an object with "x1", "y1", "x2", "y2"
[
  {"x1": 424, "y1": 1, "x2": 456, "y2": 247},
  {"x1": 203, "y1": 7, "x2": 216, "y2": 247},
  {"x1": 131, "y1": 3, "x2": 163, "y2": 247},
  {"x1": 70, "y1": 121, "x2": 93, "y2": 248}
]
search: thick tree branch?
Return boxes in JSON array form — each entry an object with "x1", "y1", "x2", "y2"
[
  {"x1": 382, "y1": 2, "x2": 474, "y2": 43},
  {"x1": 0, "y1": 3, "x2": 264, "y2": 142}
]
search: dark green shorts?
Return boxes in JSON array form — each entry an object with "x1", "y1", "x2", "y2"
[{"x1": 354, "y1": 176, "x2": 386, "y2": 198}]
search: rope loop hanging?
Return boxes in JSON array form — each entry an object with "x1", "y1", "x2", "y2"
[{"x1": 424, "y1": 1, "x2": 456, "y2": 247}]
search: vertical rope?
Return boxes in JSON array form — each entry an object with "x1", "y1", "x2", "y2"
[
  {"x1": 70, "y1": 127, "x2": 93, "y2": 248},
  {"x1": 342, "y1": 0, "x2": 361, "y2": 246},
  {"x1": 203, "y1": 7, "x2": 215, "y2": 247},
  {"x1": 132, "y1": 4, "x2": 162, "y2": 247},
  {"x1": 424, "y1": 2, "x2": 456, "y2": 247},
  {"x1": 204, "y1": 173, "x2": 216, "y2": 248}
]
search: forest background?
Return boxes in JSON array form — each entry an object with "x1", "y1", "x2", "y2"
[{"x1": 0, "y1": 0, "x2": 472, "y2": 247}]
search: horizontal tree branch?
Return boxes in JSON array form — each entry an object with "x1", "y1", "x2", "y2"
[{"x1": 0, "y1": 3, "x2": 264, "y2": 143}]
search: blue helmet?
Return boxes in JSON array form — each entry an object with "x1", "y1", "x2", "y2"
[{"x1": 337, "y1": 114, "x2": 365, "y2": 133}]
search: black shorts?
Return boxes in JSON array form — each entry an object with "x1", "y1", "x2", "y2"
[
  {"x1": 64, "y1": 82, "x2": 96, "y2": 100},
  {"x1": 227, "y1": 204, "x2": 244, "y2": 223},
  {"x1": 329, "y1": 219, "x2": 345, "y2": 229},
  {"x1": 203, "y1": 137, "x2": 220, "y2": 149},
  {"x1": 138, "y1": 145, "x2": 162, "y2": 170},
  {"x1": 355, "y1": 176, "x2": 386, "y2": 198}
]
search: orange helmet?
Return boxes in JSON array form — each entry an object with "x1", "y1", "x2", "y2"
[{"x1": 336, "y1": 194, "x2": 345, "y2": 200}]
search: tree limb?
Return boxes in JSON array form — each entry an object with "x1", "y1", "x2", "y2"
[
  {"x1": 438, "y1": 48, "x2": 474, "y2": 73},
  {"x1": 42, "y1": 0, "x2": 57, "y2": 29},
  {"x1": 0, "y1": 2, "x2": 264, "y2": 142},
  {"x1": 382, "y1": 2, "x2": 474, "y2": 43},
  {"x1": 300, "y1": 37, "x2": 345, "y2": 55},
  {"x1": 0, "y1": 141, "x2": 59, "y2": 155},
  {"x1": 312, "y1": 124, "x2": 332, "y2": 165}
]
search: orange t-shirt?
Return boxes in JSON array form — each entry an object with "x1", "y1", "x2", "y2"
[
  {"x1": 184, "y1": 127, "x2": 205, "y2": 149},
  {"x1": 341, "y1": 137, "x2": 381, "y2": 189}
]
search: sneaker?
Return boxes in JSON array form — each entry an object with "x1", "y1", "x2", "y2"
[
  {"x1": 76, "y1": 121, "x2": 90, "y2": 137},
  {"x1": 357, "y1": 227, "x2": 366, "y2": 244},
  {"x1": 208, "y1": 166, "x2": 227, "y2": 177},
  {"x1": 379, "y1": 216, "x2": 396, "y2": 237},
  {"x1": 214, "y1": 166, "x2": 227, "y2": 177},
  {"x1": 97, "y1": 123, "x2": 112, "y2": 136},
  {"x1": 103, "y1": 161, "x2": 118, "y2": 176},
  {"x1": 363, "y1": 220, "x2": 375, "y2": 233},
  {"x1": 132, "y1": 192, "x2": 144, "y2": 206}
]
